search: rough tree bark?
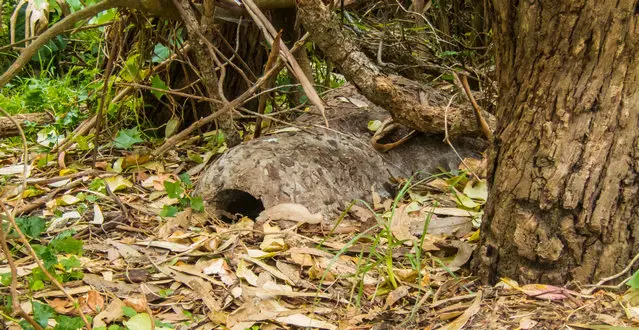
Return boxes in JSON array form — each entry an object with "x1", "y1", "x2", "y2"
[{"x1": 474, "y1": 1, "x2": 639, "y2": 284}]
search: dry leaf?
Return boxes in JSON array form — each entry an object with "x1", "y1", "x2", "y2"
[{"x1": 256, "y1": 203, "x2": 323, "y2": 224}]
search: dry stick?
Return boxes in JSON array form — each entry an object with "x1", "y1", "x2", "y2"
[
  {"x1": 0, "y1": 201, "x2": 93, "y2": 330},
  {"x1": 0, "y1": 0, "x2": 115, "y2": 89},
  {"x1": 53, "y1": 44, "x2": 192, "y2": 154},
  {"x1": 152, "y1": 34, "x2": 310, "y2": 156},
  {"x1": 254, "y1": 30, "x2": 283, "y2": 139},
  {"x1": 119, "y1": 82, "x2": 223, "y2": 105},
  {"x1": 454, "y1": 72, "x2": 493, "y2": 142},
  {"x1": 0, "y1": 22, "x2": 113, "y2": 52},
  {"x1": 584, "y1": 250, "x2": 639, "y2": 295},
  {"x1": 93, "y1": 19, "x2": 122, "y2": 165},
  {"x1": 14, "y1": 178, "x2": 85, "y2": 216},
  {"x1": 0, "y1": 208, "x2": 42, "y2": 330},
  {"x1": 242, "y1": 0, "x2": 329, "y2": 127},
  {"x1": 442, "y1": 93, "x2": 480, "y2": 181}
]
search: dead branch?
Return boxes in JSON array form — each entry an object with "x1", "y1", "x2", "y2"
[
  {"x1": 242, "y1": 0, "x2": 328, "y2": 127},
  {"x1": 152, "y1": 34, "x2": 310, "y2": 156},
  {"x1": 0, "y1": 113, "x2": 53, "y2": 138},
  {"x1": 297, "y1": 0, "x2": 496, "y2": 138}
]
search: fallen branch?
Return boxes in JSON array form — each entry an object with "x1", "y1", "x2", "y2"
[
  {"x1": 0, "y1": 113, "x2": 54, "y2": 137},
  {"x1": 297, "y1": 0, "x2": 495, "y2": 138}
]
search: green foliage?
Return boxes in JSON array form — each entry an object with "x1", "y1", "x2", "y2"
[
  {"x1": 15, "y1": 216, "x2": 47, "y2": 239},
  {"x1": 164, "y1": 180, "x2": 184, "y2": 199},
  {"x1": 628, "y1": 270, "x2": 639, "y2": 289},
  {"x1": 160, "y1": 205, "x2": 179, "y2": 217},
  {"x1": 33, "y1": 301, "x2": 55, "y2": 328},
  {"x1": 160, "y1": 173, "x2": 205, "y2": 217},
  {"x1": 114, "y1": 127, "x2": 144, "y2": 149}
]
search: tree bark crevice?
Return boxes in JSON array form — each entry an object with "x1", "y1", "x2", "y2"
[{"x1": 475, "y1": 0, "x2": 639, "y2": 285}]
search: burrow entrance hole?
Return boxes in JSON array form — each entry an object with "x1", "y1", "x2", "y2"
[{"x1": 214, "y1": 189, "x2": 265, "y2": 222}]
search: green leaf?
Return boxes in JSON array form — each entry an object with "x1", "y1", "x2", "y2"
[
  {"x1": 164, "y1": 181, "x2": 183, "y2": 199},
  {"x1": 0, "y1": 273, "x2": 11, "y2": 286},
  {"x1": 178, "y1": 172, "x2": 192, "y2": 186},
  {"x1": 94, "y1": 8, "x2": 116, "y2": 25},
  {"x1": 33, "y1": 245, "x2": 58, "y2": 269},
  {"x1": 60, "y1": 256, "x2": 82, "y2": 271},
  {"x1": 33, "y1": 301, "x2": 55, "y2": 328},
  {"x1": 367, "y1": 120, "x2": 382, "y2": 132},
  {"x1": 160, "y1": 205, "x2": 178, "y2": 218},
  {"x1": 463, "y1": 179, "x2": 488, "y2": 202},
  {"x1": 190, "y1": 196, "x2": 204, "y2": 212},
  {"x1": 150, "y1": 75, "x2": 168, "y2": 99},
  {"x1": 51, "y1": 236, "x2": 83, "y2": 255},
  {"x1": 114, "y1": 127, "x2": 144, "y2": 149},
  {"x1": 120, "y1": 54, "x2": 142, "y2": 82},
  {"x1": 15, "y1": 215, "x2": 46, "y2": 238},
  {"x1": 152, "y1": 43, "x2": 171, "y2": 63},
  {"x1": 122, "y1": 306, "x2": 138, "y2": 317},
  {"x1": 54, "y1": 314, "x2": 85, "y2": 330},
  {"x1": 89, "y1": 178, "x2": 106, "y2": 193},
  {"x1": 628, "y1": 270, "x2": 639, "y2": 288}
]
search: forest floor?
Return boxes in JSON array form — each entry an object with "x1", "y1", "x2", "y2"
[{"x1": 1, "y1": 136, "x2": 637, "y2": 330}]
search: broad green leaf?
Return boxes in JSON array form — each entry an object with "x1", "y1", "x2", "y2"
[
  {"x1": 122, "y1": 306, "x2": 137, "y2": 318},
  {"x1": 178, "y1": 172, "x2": 192, "y2": 186},
  {"x1": 54, "y1": 314, "x2": 85, "y2": 330},
  {"x1": 628, "y1": 270, "x2": 639, "y2": 289},
  {"x1": 190, "y1": 196, "x2": 204, "y2": 212},
  {"x1": 164, "y1": 181, "x2": 183, "y2": 199},
  {"x1": 15, "y1": 216, "x2": 46, "y2": 238},
  {"x1": 165, "y1": 117, "x2": 180, "y2": 138},
  {"x1": 160, "y1": 205, "x2": 178, "y2": 217},
  {"x1": 150, "y1": 75, "x2": 168, "y2": 99},
  {"x1": 32, "y1": 301, "x2": 55, "y2": 328},
  {"x1": 463, "y1": 179, "x2": 488, "y2": 201},
  {"x1": 51, "y1": 236, "x2": 83, "y2": 255},
  {"x1": 187, "y1": 150, "x2": 203, "y2": 164},
  {"x1": 152, "y1": 43, "x2": 171, "y2": 63},
  {"x1": 114, "y1": 128, "x2": 143, "y2": 149}
]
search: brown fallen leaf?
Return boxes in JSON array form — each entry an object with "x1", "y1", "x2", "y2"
[
  {"x1": 124, "y1": 294, "x2": 148, "y2": 313},
  {"x1": 438, "y1": 291, "x2": 482, "y2": 330},
  {"x1": 93, "y1": 297, "x2": 125, "y2": 328},
  {"x1": 256, "y1": 203, "x2": 323, "y2": 225}
]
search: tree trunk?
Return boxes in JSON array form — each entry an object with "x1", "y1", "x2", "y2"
[{"x1": 474, "y1": 0, "x2": 639, "y2": 284}]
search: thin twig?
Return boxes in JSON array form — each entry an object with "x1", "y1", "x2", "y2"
[
  {"x1": 0, "y1": 209, "x2": 42, "y2": 329},
  {"x1": 0, "y1": 0, "x2": 115, "y2": 88},
  {"x1": 93, "y1": 19, "x2": 122, "y2": 165},
  {"x1": 442, "y1": 93, "x2": 480, "y2": 181},
  {"x1": 584, "y1": 250, "x2": 639, "y2": 294},
  {"x1": 0, "y1": 201, "x2": 92, "y2": 329},
  {"x1": 453, "y1": 72, "x2": 493, "y2": 142}
]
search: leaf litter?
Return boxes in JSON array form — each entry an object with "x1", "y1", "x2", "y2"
[{"x1": 0, "y1": 138, "x2": 637, "y2": 330}]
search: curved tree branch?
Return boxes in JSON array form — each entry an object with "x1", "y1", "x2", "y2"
[
  {"x1": 297, "y1": 0, "x2": 496, "y2": 138},
  {"x1": 0, "y1": 0, "x2": 116, "y2": 89}
]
